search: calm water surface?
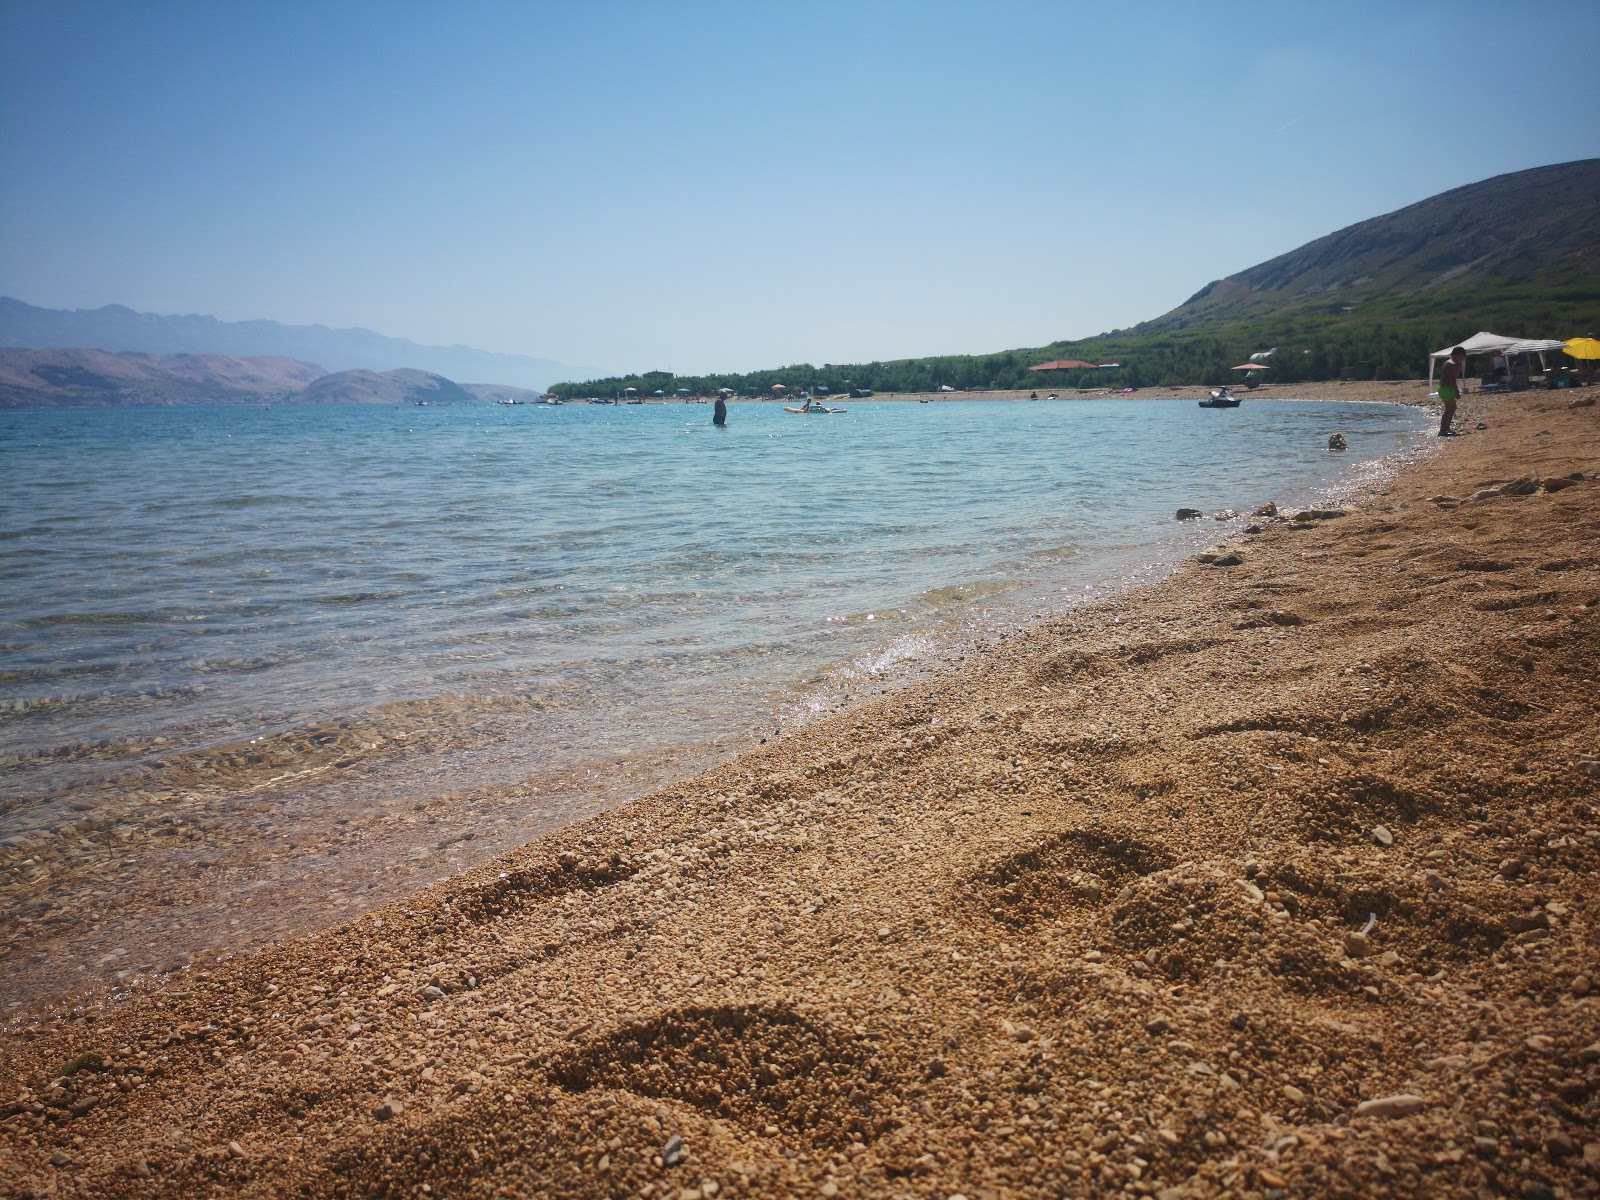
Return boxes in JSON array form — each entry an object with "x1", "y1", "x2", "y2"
[{"x1": 1, "y1": 398, "x2": 1430, "y2": 823}]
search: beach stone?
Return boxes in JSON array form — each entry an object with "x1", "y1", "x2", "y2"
[
  {"x1": 1354, "y1": 1094, "x2": 1425, "y2": 1119},
  {"x1": 1210, "y1": 553, "x2": 1244, "y2": 567},
  {"x1": 1290, "y1": 509, "x2": 1346, "y2": 521},
  {"x1": 1572, "y1": 976, "x2": 1593, "y2": 996},
  {"x1": 1499, "y1": 472, "x2": 1541, "y2": 496},
  {"x1": 1145, "y1": 1017, "x2": 1170, "y2": 1036},
  {"x1": 663, "y1": 1135, "x2": 684, "y2": 1167},
  {"x1": 1344, "y1": 931, "x2": 1372, "y2": 958},
  {"x1": 374, "y1": 1097, "x2": 404, "y2": 1121},
  {"x1": 1327, "y1": 434, "x2": 1348, "y2": 451},
  {"x1": 1175, "y1": 508, "x2": 1203, "y2": 520},
  {"x1": 1371, "y1": 825, "x2": 1394, "y2": 847},
  {"x1": 1568, "y1": 394, "x2": 1595, "y2": 408},
  {"x1": 1254, "y1": 501, "x2": 1278, "y2": 516},
  {"x1": 69, "y1": 1095, "x2": 99, "y2": 1117},
  {"x1": 228, "y1": 1140, "x2": 248, "y2": 1159},
  {"x1": 1267, "y1": 610, "x2": 1302, "y2": 626}
]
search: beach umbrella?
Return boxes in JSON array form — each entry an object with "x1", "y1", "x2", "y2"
[
  {"x1": 1230, "y1": 363, "x2": 1270, "y2": 371},
  {"x1": 1028, "y1": 359, "x2": 1096, "y2": 371},
  {"x1": 1564, "y1": 337, "x2": 1600, "y2": 360},
  {"x1": 771, "y1": 383, "x2": 786, "y2": 391}
]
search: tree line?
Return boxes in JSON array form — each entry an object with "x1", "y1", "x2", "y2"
[{"x1": 547, "y1": 281, "x2": 1595, "y2": 397}]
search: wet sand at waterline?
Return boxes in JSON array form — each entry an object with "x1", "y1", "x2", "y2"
[{"x1": 3, "y1": 388, "x2": 1598, "y2": 1200}]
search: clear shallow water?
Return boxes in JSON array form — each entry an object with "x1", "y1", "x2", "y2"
[{"x1": 0, "y1": 398, "x2": 1431, "y2": 819}]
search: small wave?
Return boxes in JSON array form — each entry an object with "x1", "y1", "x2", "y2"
[
  {"x1": 20, "y1": 611, "x2": 168, "y2": 627},
  {"x1": 214, "y1": 493, "x2": 314, "y2": 507},
  {"x1": 307, "y1": 591, "x2": 409, "y2": 606}
]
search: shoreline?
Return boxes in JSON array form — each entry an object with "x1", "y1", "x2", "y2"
[
  {"x1": 0, "y1": 399, "x2": 1430, "y2": 1015},
  {"x1": 3, "y1": 388, "x2": 1598, "y2": 1199},
  {"x1": 705, "y1": 381, "x2": 1436, "y2": 406}
]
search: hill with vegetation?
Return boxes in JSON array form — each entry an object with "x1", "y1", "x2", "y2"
[{"x1": 550, "y1": 159, "x2": 1598, "y2": 396}]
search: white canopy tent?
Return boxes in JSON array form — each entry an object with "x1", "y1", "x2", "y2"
[{"x1": 1427, "y1": 331, "x2": 1565, "y2": 383}]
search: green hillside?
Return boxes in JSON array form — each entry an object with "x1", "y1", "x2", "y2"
[{"x1": 551, "y1": 160, "x2": 1599, "y2": 397}]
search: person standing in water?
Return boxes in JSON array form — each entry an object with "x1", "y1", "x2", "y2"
[
  {"x1": 712, "y1": 395, "x2": 727, "y2": 426},
  {"x1": 1437, "y1": 346, "x2": 1465, "y2": 436}
]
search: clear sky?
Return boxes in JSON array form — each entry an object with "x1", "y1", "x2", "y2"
[{"x1": 2, "y1": 1, "x2": 1596, "y2": 376}]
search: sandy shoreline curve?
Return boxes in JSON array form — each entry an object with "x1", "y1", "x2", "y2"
[{"x1": 3, "y1": 386, "x2": 1597, "y2": 1199}]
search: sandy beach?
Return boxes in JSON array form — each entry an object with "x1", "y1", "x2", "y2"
[{"x1": 3, "y1": 385, "x2": 1598, "y2": 1199}]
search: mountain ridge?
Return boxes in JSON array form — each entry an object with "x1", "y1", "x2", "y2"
[
  {"x1": 1136, "y1": 158, "x2": 1599, "y2": 334},
  {"x1": 0, "y1": 348, "x2": 543, "y2": 408},
  {"x1": 0, "y1": 298, "x2": 593, "y2": 393}
]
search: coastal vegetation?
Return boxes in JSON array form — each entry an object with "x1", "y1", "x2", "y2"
[
  {"x1": 547, "y1": 271, "x2": 1596, "y2": 397},
  {"x1": 551, "y1": 159, "x2": 1599, "y2": 397}
]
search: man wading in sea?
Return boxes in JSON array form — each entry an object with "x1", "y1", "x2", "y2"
[
  {"x1": 1438, "y1": 345, "x2": 1465, "y2": 436},
  {"x1": 713, "y1": 395, "x2": 727, "y2": 426}
]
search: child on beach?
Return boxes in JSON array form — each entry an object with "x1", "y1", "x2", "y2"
[{"x1": 1438, "y1": 346, "x2": 1465, "y2": 436}]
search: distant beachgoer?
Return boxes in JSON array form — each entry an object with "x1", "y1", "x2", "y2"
[
  {"x1": 713, "y1": 396, "x2": 727, "y2": 426},
  {"x1": 1489, "y1": 350, "x2": 1508, "y2": 385},
  {"x1": 1437, "y1": 347, "x2": 1465, "y2": 436}
]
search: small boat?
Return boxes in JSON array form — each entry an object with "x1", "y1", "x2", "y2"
[
  {"x1": 784, "y1": 403, "x2": 845, "y2": 414},
  {"x1": 1198, "y1": 387, "x2": 1241, "y2": 408}
]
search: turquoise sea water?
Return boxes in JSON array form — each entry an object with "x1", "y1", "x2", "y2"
[{"x1": 0, "y1": 398, "x2": 1431, "y2": 822}]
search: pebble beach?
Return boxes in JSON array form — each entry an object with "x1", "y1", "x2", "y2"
[{"x1": 3, "y1": 384, "x2": 1598, "y2": 1200}]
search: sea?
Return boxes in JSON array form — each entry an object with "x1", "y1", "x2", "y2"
[{"x1": 0, "y1": 396, "x2": 1433, "y2": 1003}]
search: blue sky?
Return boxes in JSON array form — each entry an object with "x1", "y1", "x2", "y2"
[{"x1": 2, "y1": 0, "x2": 1596, "y2": 375}]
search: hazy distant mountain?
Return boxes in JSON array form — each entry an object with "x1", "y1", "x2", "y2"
[
  {"x1": 1140, "y1": 158, "x2": 1599, "y2": 333},
  {"x1": 0, "y1": 349, "x2": 545, "y2": 408},
  {"x1": 297, "y1": 368, "x2": 529, "y2": 406},
  {"x1": 0, "y1": 298, "x2": 591, "y2": 392},
  {"x1": 0, "y1": 348, "x2": 324, "y2": 407}
]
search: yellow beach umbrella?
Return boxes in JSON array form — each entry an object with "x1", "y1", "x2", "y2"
[{"x1": 1564, "y1": 337, "x2": 1600, "y2": 360}]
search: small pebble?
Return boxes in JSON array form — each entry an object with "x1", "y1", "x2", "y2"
[{"x1": 1354, "y1": 1094, "x2": 1425, "y2": 1119}]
